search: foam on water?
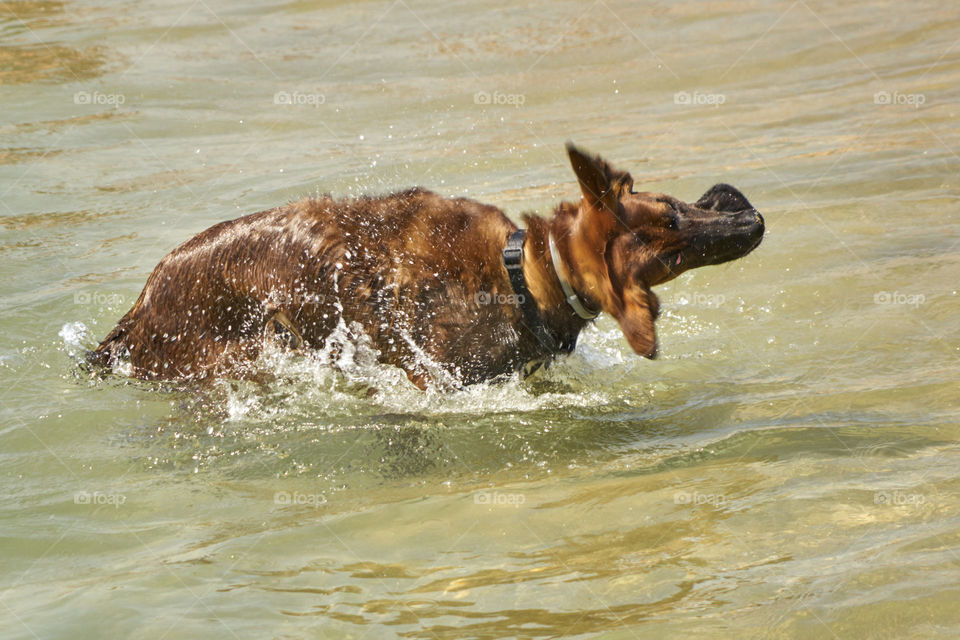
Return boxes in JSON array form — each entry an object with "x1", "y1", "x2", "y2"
[
  {"x1": 222, "y1": 321, "x2": 622, "y2": 424},
  {"x1": 58, "y1": 321, "x2": 89, "y2": 358},
  {"x1": 59, "y1": 297, "x2": 722, "y2": 430}
]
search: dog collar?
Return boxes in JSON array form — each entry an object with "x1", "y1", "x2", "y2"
[
  {"x1": 548, "y1": 233, "x2": 600, "y2": 320},
  {"x1": 503, "y1": 230, "x2": 575, "y2": 354}
]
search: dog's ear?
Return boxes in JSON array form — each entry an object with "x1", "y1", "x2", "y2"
[
  {"x1": 610, "y1": 171, "x2": 634, "y2": 197},
  {"x1": 566, "y1": 143, "x2": 620, "y2": 216},
  {"x1": 602, "y1": 235, "x2": 660, "y2": 359},
  {"x1": 611, "y1": 285, "x2": 659, "y2": 359}
]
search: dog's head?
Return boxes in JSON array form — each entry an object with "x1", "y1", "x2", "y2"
[{"x1": 560, "y1": 143, "x2": 764, "y2": 359}]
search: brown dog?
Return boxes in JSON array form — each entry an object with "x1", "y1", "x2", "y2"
[{"x1": 91, "y1": 143, "x2": 763, "y2": 388}]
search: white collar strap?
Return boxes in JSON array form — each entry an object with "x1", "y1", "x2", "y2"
[{"x1": 548, "y1": 233, "x2": 600, "y2": 320}]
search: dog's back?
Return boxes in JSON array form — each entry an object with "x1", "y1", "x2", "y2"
[{"x1": 92, "y1": 189, "x2": 531, "y2": 383}]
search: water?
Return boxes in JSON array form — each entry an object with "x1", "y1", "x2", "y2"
[{"x1": 2, "y1": 0, "x2": 959, "y2": 637}]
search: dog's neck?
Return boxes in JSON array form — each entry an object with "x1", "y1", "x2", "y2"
[{"x1": 520, "y1": 210, "x2": 594, "y2": 343}]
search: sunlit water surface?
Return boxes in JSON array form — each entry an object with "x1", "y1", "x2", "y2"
[{"x1": 2, "y1": 0, "x2": 959, "y2": 638}]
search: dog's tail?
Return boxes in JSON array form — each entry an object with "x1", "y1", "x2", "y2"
[{"x1": 86, "y1": 321, "x2": 131, "y2": 371}]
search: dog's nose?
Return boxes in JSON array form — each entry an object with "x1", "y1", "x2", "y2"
[{"x1": 747, "y1": 209, "x2": 765, "y2": 248}]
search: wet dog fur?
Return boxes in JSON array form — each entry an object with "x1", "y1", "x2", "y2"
[{"x1": 91, "y1": 144, "x2": 763, "y2": 389}]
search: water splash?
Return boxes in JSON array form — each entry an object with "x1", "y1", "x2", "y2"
[
  {"x1": 205, "y1": 320, "x2": 632, "y2": 428},
  {"x1": 67, "y1": 310, "x2": 646, "y2": 428},
  {"x1": 58, "y1": 321, "x2": 89, "y2": 358}
]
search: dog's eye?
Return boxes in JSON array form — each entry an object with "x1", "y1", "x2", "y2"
[
  {"x1": 655, "y1": 199, "x2": 681, "y2": 229},
  {"x1": 656, "y1": 197, "x2": 679, "y2": 211}
]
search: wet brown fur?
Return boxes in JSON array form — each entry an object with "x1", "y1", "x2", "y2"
[{"x1": 92, "y1": 144, "x2": 763, "y2": 388}]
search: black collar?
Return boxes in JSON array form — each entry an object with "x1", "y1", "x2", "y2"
[{"x1": 502, "y1": 229, "x2": 576, "y2": 354}]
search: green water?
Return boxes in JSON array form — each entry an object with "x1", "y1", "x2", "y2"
[{"x1": 2, "y1": 1, "x2": 959, "y2": 638}]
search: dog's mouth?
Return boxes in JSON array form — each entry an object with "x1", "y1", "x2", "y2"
[{"x1": 672, "y1": 251, "x2": 684, "y2": 270}]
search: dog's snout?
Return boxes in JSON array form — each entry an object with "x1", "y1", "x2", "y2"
[
  {"x1": 735, "y1": 207, "x2": 763, "y2": 238},
  {"x1": 679, "y1": 205, "x2": 764, "y2": 269},
  {"x1": 752, "y1": 212, "x2": 764, "y2": 247},
  {"x1": 726, "y1": 208, "x2": 763, "y2": 232},
  {"x1": 727, "y1": 207, "x2": 763, "y2": 232},
  {"x1": 749, "y1": 209, "x2": 764, "y2": 239}
]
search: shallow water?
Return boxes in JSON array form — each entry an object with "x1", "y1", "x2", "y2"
[{"x1": 2, "y1": 0, "x2": 959, "y2": 638}]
